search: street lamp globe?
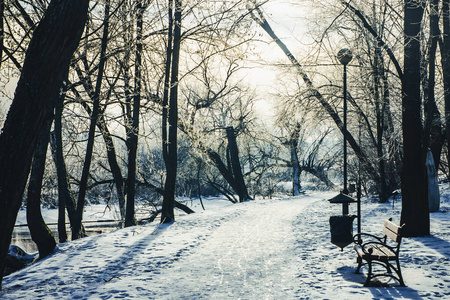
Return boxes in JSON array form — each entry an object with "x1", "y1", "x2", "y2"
[{"x1": 337, "y1": 48, "x2": 353, "y2": 65}]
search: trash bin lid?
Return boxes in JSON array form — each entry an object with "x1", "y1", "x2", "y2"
[{"x1": 328, "y1": 192, "x2": 357, "y2": 204}]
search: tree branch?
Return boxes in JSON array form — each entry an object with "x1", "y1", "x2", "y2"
[{"x1": 340, "y1": 0, "x2": 403, "y2": 80}]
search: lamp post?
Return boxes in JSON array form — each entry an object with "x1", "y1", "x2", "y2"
[
  {"x1": 327, "y1": 48, "x2": 357, "y2": 251},
  {"x1": 337, "y1": 48, "x2": 353, "y2": 204},
  {"x1": 328, "y1": 48, "x2": 361, "y2": 250}
]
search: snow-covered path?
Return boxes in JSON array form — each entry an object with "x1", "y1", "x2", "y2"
[
  {"x1": 146, "y1": 197, "x2": 307, "y2": 299},
  {"x1": 2, "y1": 194, "x2": 324, "y2": 299},
  {"x1": 1, "y1": 191, "x2": 449, "y2": 299}
]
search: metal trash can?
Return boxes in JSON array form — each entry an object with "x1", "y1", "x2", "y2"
[{"x1": 329, "y1": 215, "x2": 356, "y2": 251}]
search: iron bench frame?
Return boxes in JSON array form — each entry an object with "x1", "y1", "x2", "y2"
[{"x1": 353, "y1": 218, "x2": 406, "y2": 287}]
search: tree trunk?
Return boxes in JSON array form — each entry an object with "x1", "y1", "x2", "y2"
[
  {"x1": 125, "y1": 0, "x2": 144, "y2": 227},
  {"x1": 0, "y1": 0, "x2": 4, "y2": 69},
  {"x1": 196, "y1": 159, "x2": 205, "y2": 210},
  {"x1": 26, "y1": 116, "x2": 57, "y2": 259},
  {"x1": 290, "y1": 123, "x2": 302, "y2": 196},
  {"x1": 98, "y1": 113, "x2": 126, "y2": 221},
  {"x1": 423, "y1": 0, "x2": 444, "y2": 170},
  {"x1": 400, "y1": 0, "x2": 429, "y2": 237},
  {"x1": 122, "y1": 2, "x2": 133, "y2": 197},
  {"x1": 52, "y1": 127, "x2": 67, "y2": 243},
  {"x1": 161, "y1": 0, "x2": 182, "y2": 224},
  {"x1": 204, "y1": 130, "x2": 252, "y2": 202},
  {"x1": 291, "y1": 140, "x2": 302, "y2": 196},
  {"x1": 51, "y1": 94, "x2": 84, "y2": 242},
  {"x1": 73, "y1": 74, "x2": 127, "y2": 220},
  {"x1": 162, "y1": 0, "x2": 174, "y2": 166},
  {"x1": 207, "y1": 149, "x2": 241, "y2": 199},
  {"x1": 226, "y1": 127, "x2": 251, "y2": 202},
  {"x1": 0, "y1": 0, "x2": 88, "y2": 289},
  {"x1": 381, "y1": 69, "x2": 402, "y2": 193},
  {"x1": 372, "y1": 43, "x2": 389, "y2": 203},
  {"x1": 73, "y1": 1, "x2": 110, "y2": 239},
  {"x1": 444, "y1": 0, "x2": 450, "y2": 182}
]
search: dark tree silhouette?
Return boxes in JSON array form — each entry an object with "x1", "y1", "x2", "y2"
[
  {"x1": 225, "y1": 126, "x2": 251, "y2": 202},
  {"x1": 51, "y1": 92, "x2": 85, "y2": 242},
  {"x1": 401, "y1": 0, "x2": 429, "y2": 237},
  {"x1": 73, "y1": 0, "x2": 110, "y2": 240},
  {"x1": 0, "y1": 0, "x2": 89, "y2": 289},
  {"x1": 443, "y1": 0, "x2": 450, "y2": 179},
  {"x1": 26, "y1": 117, "x2": 57, "y2": 258},
  {"x1": 125, "y1": 0, "x2": 145, "y2": 227},
  {"x1": 161, "y1": 0, "x2": 182, "y2": 224}
]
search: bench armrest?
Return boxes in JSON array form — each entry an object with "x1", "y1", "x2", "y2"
[{"x1": 353, "y1": 233, "x2": 383, "y2": 245}]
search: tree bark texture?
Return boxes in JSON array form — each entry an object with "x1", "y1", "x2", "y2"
[
  {"x1": 401, "y1": 0, "x2": 430, "y2": 237},
  {"x1": 0, "y1": 0, "x2": 88, "y2": 289},
  {"x1": 26, "y1": 117, "x2": 57, "y2": 259}
]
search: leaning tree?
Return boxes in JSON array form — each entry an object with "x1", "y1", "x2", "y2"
[{"x1": 0, "y1": 0, "x2": 89, "y2": 289}]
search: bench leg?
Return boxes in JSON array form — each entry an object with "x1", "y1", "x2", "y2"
[
  {"x1": 355, "y1": 256, "x2": 363, "y2": 274},
  {"x1": 363, "y1": 260, "x2": 373, "y2": 287},
  {"x1": 395, "y1": 258, "x2": 406, "y2": 287}
]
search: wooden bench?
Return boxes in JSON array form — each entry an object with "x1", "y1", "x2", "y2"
[{"x1": 353, "y1": 218, "x2": 406, "y2": 287}]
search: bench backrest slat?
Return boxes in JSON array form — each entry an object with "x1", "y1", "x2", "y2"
[{"x1": 383, "y1": 219, "x2": 402, "y2": 243}]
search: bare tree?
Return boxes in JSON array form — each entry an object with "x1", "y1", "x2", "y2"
[
  {"x1": 177, "y1": 54, "x2": 256, "y2": 202},
  {"x1": 341, "y1": 0, "x2": 430, "y2": 236},
  {"x1": 125, "y1": 0, "x2": 147, "y2": 227},
  {"x1": 161, "y1": 0, "x2": 182, "y2": 223},
  {"x1": 0, "y1": 0, "x2": 89, "y2": 289},
  {"x1": 73, "y1": 0, "x2": 111, "y2": 240},
  {"x1": 248, "y1": 3, "x2": 381, "y2": 191},
  {"x1": 50, "y1": 92, "x2": 85, "y2": 242}
]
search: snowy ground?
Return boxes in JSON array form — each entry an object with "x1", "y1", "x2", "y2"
[{"x1": 1, "y1": 188, "x2": 449, "y2": 299}]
